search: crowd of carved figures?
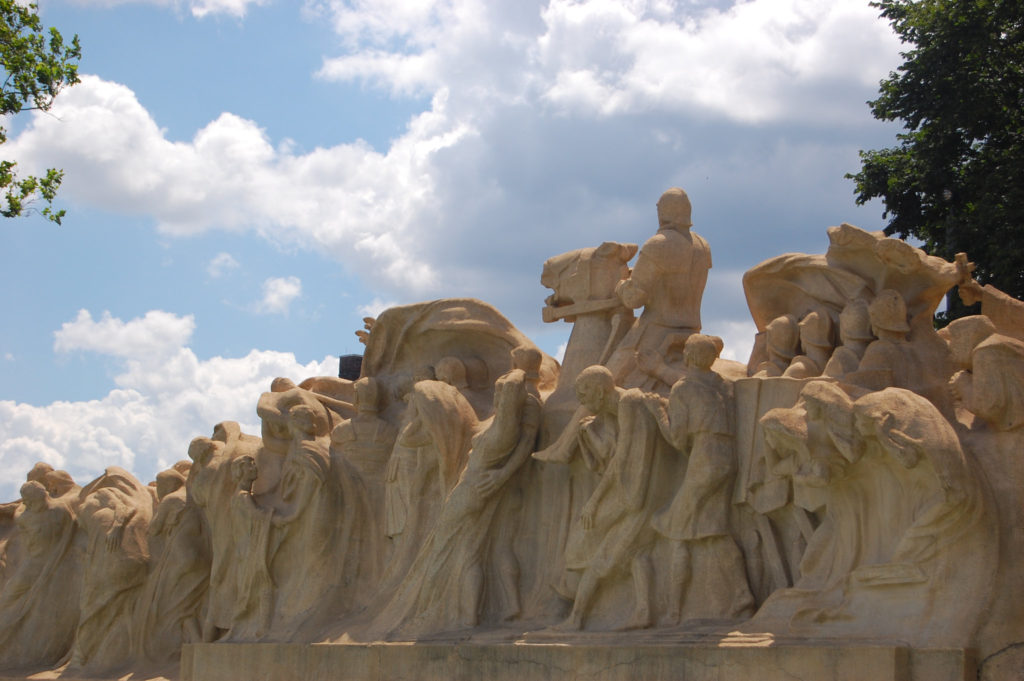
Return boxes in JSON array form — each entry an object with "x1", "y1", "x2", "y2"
[{"x1": 1, "y1": 188, "x2": 1023, "y2": 676}]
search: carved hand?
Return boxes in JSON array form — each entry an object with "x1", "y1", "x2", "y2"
[
  {"x1": 474, "y1": 470, "x2": 502, "y2": 498},
  {"x1": 106, "y1": 523, "x2": 125, "y2": 552},
  {"x1": 580, "y1": 504, "x2": 596, "y2": 530}
]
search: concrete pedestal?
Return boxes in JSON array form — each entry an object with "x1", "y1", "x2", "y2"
[{"x1": 182, "y1": 640, "x2": 975, "y2": 681}]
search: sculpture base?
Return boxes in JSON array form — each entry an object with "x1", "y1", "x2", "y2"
[{"x1": 181, "y1": 638, "x2": 975, "y2": 681}]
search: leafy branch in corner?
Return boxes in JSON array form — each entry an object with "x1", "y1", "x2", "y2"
[{"x1": 0, "y1": 0, "x2": 80, "y2": 224}]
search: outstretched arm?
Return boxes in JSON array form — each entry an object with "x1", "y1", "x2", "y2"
[{"x1": 533, "y1": 404, "x2": 586, "y2": 464}]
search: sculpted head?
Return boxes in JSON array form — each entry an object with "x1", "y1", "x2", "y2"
[
  {"x1": 838, "y1": 300, "x2": 874, "y2": 345},
  {"x1": 26, "y1": 462, "x2": 54, "y2": 484},
  {"x1": 20, "y1": 480, "x2": 47, "y2": 510},
  {"x1": 289, "y1": 403, "x2": 330, "y2": 438},
  {"x1": 354, "y1": 377, "x2": 381, "y2": 414},
  {"x1": 231, "y1": 455, "x2": 258, "y2": 487},
  {"x1": 656, "y1": 188, "x2": 693, "y2": 230},
  {"x1": 511, "y1": 345, "x2": 542, "y2": 381},
  {"x1": 800, "y1": 380, "x2": 853, "y2": 421},
  {"x1": 44, "y1": 470, "x2": 75, "y2": 497},
  {"x1": 435, "y1": 356, "x2": 468, "y2": 389},
  {"x1": 494, "y1": 368, "x2": 527, "y2": 407},
  {"x1": 155, "y1": 469, "x2": 186, "y2": 501},
  {"x1": 575, "y1": 365, "x2": 616, "y2": 413},
  {"x1": 945, "y1": 315, "x2": 996, "y2": 368},
  {"x1": 188, "y1": 437, "x2": 218, "y2": 467},
  {"x1": 799, "y1": 309, "x2": 834, "y2": 350},
  {"x1": 766, "y1": 314, "x2": 800, "y2": 361},
  {"x1": 869, "y1": 289, "x2": 910, "y2": 336},
  {"x1": 683, "y1": 334, "x2": 720, "y2": 370}
]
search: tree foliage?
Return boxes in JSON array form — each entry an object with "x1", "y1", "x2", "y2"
[
  {"x1": 0, "y1": 0, "x2": 80, "y2": 225},
  {"x1": 849, "y1": 0, "x2": 1024, "y2": 321}
]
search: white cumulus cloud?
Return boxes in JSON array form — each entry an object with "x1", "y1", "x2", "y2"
[
  {"x1": 54, "y1": 309, "x2": 196, "y2": 358},
  {"x1": 207, "y1": 252, "x2": 240, "y2": 278},
  {"x1": 0, "y1": 309, "x2": 337, "y2": 501},
  {"x1": 257, "y1": 276, "x2": 303, "y2": 315},
  {"x1": 7, "y1": 1, "x2": 905, "y2": 336},
  {"x1": 7, "y1": 76, "x2": 470, "y2": 293}
]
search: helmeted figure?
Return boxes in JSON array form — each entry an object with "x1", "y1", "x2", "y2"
[{"x1": 605, "y1": 188, "x2": 712, "y2": 389}]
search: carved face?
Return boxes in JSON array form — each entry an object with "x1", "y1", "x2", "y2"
[
  {"x1": 232, "y1": 456, "x2": 258, "y2": 486},
  {"x1": 575, "y1": 376, "x2": 609, "y2": 413}
]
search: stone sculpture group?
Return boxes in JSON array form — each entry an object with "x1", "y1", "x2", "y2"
[{"x1": 0, "y1": 188, "x2": 1021, "y2": 679}]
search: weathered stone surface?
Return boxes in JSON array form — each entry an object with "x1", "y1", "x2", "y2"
[{"x1": 0, "y1": 188, "x2": 1019, "y2": 681}]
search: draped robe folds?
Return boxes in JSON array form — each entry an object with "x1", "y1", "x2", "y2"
[
  {"x1": 266, "y1": 434, "x2": 378, "y2": 637},
  {"x1": 750, "y1": 388, "x2": 996, "y2": 647},
  {"x1": 652, "y1": 371, "x2": 735, "y2": 541},
  {"x1": 0, "y1": 496, "x2": 79, "y2": 668},
  {"x1": 379, "y1": 380, "x2": 479, "y2": 594},
  {"x1": 70, "y1": 468, "x2": 154, "y2": 674},
  {"x1": 133, "y1": 488, "x2": 210, "y2": 664},
  {"x1": 226, "y1": 488, "x2": 273, "y2": 641},
  {"x1": 572, "y1": 391, "x2": 661, "y2": 581},
  {"x1": 374, "y1": 378, "x2": 540, "y2": 636}
]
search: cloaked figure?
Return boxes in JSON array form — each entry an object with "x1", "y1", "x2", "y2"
[{"x1": 0, "y1": 481, "x2": 79, "y2": 670}]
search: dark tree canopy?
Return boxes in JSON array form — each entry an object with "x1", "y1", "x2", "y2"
[
  {"x1": 0, "y1": 0, "x2": 80, "y2": 224},
  {"x1": 849, "y1": 0, "x2": 1024, "y2": 321}
]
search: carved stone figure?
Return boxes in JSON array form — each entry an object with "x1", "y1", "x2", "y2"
[
  {"x1": 604, "y1": 188, "x2": 712, "y2": 389},
  {"x1": 749, "y1": 385, "x2": 997, "y2": 647},
  {"x1": 547, "y1": 367, "x2": 662, "y2": 631},
  {"x1": 260, "y1": 389, "x2": 378, "y2": 636},
  {"x1": 331, "y1": 376, "x2": 398, "y2": 519},
  {"x1": 189, "y1": 423, "x2": 257, "y2": 643},
  {"x1": 374, "y1": 368, "x2": 541, "y2": 636},
  {"x1": 225, "y1": 455, "x2": 274, "y2": 641},
  {"x1": 822, "y1": 299, "x2": 873, "y2": 380},
  {"x1": 0, "y1": 481, "x2": 79, "y2": 669},
  {"x1": 643, "y1": 335, "x2": 754, "y2": 624},
  {"x1": 849, "y1": 289, "x2": 916, "y2": 391},
  {"x1": 753, "y1": 314, "x2": 799, "y2": 377},
  {"x1": 783, "y1": 309, "x2": 834, "y2": 378},
  {"x1": 2, "y1": 200, "x2": 1022, "y2": 679},
  {"x1": 70, "y1": 467, "x2": 154, "y2": 674},
  {"x1": 133, "y1": 468, "x2": 209, "y2": 665},
  {"x1": 947, "y1": 315, "x2": 1024, "y2": 431},
  {"x1": 380, "y1": 379, "x2": 480, "y2": 593}
]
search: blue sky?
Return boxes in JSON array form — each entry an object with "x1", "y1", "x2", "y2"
[{"x1": 0, "y1": 0, "x2": 904, "y2": 499}]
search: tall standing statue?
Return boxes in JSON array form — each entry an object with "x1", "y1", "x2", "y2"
[
  {"x1": 0, "y1": 481, "x2": 79, "y2": 669},
  {"x1": 226, "y1": 455, "x2": 274, "y2": 641},
  {"x1": 331, "y1": 376, "x2": 398, "y2": 520},
  {"x1": 373, "y1": 368, "x2": 541, "y2": 636},
  {"x1": 380, "y1": 377, "x2": 480, "y2": 593},
  {"x1": 605, "y1": 188, "x2": 712, "y2": 389},
  {"x1": 133, "y1": 468, "x2": 209, "y2": 665},
  {"x1": 547, "y1": 366, "x2": 662, "y2": 631},
  {"x1": 643, "y1": 335, "x2": 754, "y2": 624}
]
